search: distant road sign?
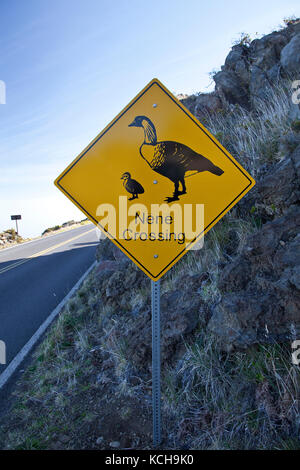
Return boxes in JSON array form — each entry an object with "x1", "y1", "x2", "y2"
[
  {"x1": 11, "y1": 215, "x2": 21, "y2": 220},
  {"x1": 55, "y1": 78, "x2": 255, "y2": 280}
]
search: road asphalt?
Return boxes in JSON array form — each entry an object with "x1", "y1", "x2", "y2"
[{"x1": 0, "y1": 224, "x2": 98, "y2": 379}]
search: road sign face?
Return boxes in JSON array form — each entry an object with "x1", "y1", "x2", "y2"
[
  {"x1": 55, "y1": 78, "x2": 255, "y2": 280},
  {"x1": 11, "y1": 215, "x2": 21, "y2": 220}
]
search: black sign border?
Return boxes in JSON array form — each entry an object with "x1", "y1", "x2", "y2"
[{"x1": 57, "y1": 80, "x2": 253, "y2": 279}]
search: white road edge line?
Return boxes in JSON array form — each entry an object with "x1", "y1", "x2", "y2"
[{"x1": 0, "y1": 260, "x2": 98, "y2": 389}]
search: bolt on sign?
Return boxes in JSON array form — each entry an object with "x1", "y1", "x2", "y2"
[{"x1": 54, "y1": 78, "x2": 255, "y2": 280}]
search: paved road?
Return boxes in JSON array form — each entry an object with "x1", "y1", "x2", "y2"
[{"x1": 0, "y1": 224, "x2": 98, "y2": 377}]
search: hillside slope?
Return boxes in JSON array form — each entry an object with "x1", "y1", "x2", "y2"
[{"x1": 0, "y1": 20, "x2": 299, "y2": 450}]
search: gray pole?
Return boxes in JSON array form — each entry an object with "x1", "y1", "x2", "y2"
[{"x1": 151, "y1": 279, "x2": 161, "y2": 447}]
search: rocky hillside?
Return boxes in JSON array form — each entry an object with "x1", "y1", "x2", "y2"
[
  {"x1": 1, "y1": 20, "x2": 299, "y2": 450},
  {"x1": 180, "y1": 18, "x2": 300, "y2": 351},
  {"x1": 182, "y1": 18, "x2": 300, "y2": 121},
  {"x1": 41, "y1": 218, "x2": 88, "y2": 236},
  {"x1": 0, "y1": 229, "x2": 27, "y2": 248}
]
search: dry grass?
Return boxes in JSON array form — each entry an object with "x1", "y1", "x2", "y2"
[
  {"x1": 162, "y1": 336, "x2": 300, "y2": 449},
  {"x1": 1, "y1": 78, "x2": 299, "y2": 449},
  {"x1": 204, "y1": 80, "x2": 293, "y2": 176}
]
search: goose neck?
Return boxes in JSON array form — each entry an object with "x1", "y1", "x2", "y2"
[{"x1": 142, "y1": 120, "x2": 157, "y2": 145}]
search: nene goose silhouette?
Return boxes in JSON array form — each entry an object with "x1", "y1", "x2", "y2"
[
  {"x1": 121, "y1": 172, "x2": 144, "y2": 200},
  {"x1": 129, "y1": 116, "x2": 224, "y2": 202}
]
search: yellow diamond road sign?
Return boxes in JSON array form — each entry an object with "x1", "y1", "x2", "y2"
[{"x1": 55, "y1": 78, "x2": 255, "y2": 280}]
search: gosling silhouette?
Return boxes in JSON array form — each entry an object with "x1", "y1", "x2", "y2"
[
  {"x1": 121, "y1": 172, "x2": 144, "y2": 200},
  {"x1": 129, "y1": 115, "x2": 224, "y2": 202}
]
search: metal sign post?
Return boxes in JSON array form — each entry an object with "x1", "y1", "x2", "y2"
[
  {"x1": 151, "y1": 279, "x2": 161, "y2": 446},
  {"x1": 10, "y1": 215, "x2": 21, "y2": 235}
]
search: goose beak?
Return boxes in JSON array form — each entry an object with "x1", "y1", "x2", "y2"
[{"x1": 128, "y1": 120, "x2": 136, "y2": 127}]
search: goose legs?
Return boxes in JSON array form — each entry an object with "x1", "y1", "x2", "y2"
[
  {"x1": 165, "y1": 177, "x2": 186, "y2": 203},
  {"x1": 128, "y1": 194, "x2": 139, "y2": 201}
]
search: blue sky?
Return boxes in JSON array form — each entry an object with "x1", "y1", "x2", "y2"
[{"x1": 0, "y1": 0, "x2": 299, "y2": 238}]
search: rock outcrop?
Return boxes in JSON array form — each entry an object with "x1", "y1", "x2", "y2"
[
  {"x1": 281, "y1": 33, "x2": 300, "y2": 75},
  {"x1": 214, "y1": 67, "x2": 250, "y2": 109},
  {"x1": 0, "y1": 229, "x2": 24, "y2": 248},
  {"x1": 181, "y1": 19, "x2": 300, "y2": 117},
  {"x1": 208, "y1": 144, "x2": 300, "y2": 350},
  {"x1": 181, "y1": 92, "x2": 223, "y2": 120},
  {"x1": 124, "y1": 287, "x2": 208, "y2": 371}
]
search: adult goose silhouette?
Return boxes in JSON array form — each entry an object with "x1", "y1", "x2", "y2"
[{"x1": 129, "y1": 115, "x2": 224, "y2": 202}]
